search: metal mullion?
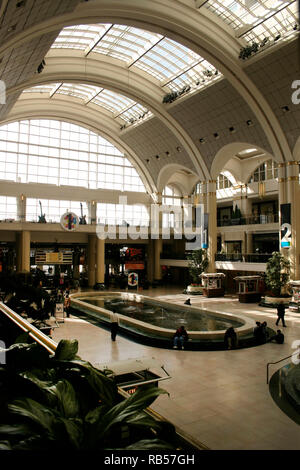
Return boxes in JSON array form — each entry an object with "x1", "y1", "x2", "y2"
[
  {"x1": 128, "y1": 36, "x2": 164, "y2": 68},
  {"x1": 237, "y1": 1, "x2": 297, "y2": 38},
  {"x1": 85, "y1": 24, "x2": 114, "y2": 57}
]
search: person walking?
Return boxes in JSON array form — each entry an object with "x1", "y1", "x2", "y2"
[
  {"x1": 276, "y1": 304, "x2": 286, "y2": 327},
  {"x1": 224, "y1": 327, "x2": 238, "y2": 349},
  {"x1": 110, "y1": 310, "x2": 119, "y2": 341}
]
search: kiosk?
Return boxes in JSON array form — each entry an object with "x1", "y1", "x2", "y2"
[
  {"x1": 200, "y1": 273, "x2": 225, "y2": 297},
  {"x1": 234, "y1": 275, "x2": 261, "y2": 303},
  {"x1": 289, "y1": 280, "x2": 300, "y2": 312}
]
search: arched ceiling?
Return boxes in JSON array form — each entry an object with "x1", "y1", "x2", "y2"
[{"x1": 0, "y1": 0, "x2": 299, "y2": 191}]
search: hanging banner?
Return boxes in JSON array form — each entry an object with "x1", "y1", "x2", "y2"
[
  {"x1": 280, "y1": 203, "x2": 291, "y2": 248},
  {"x1": 202, "y1": 213, "x2": 209, "y2": 249}
]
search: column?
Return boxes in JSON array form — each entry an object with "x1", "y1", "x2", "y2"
[
  {"x1": 16, "y1": 230, "x2": 30, "y2": 272},
  {"x1": 147, "y1": 240, "x2": 154, "y2": 283},
  {"x1": 286, "y1": 161, "x2": 300, "y2": 279},
  {"x1": 207, "y1": 180, "x2": 217, "y2": 272},
  {"x1": 95, "y1": 237, "x2": 105, "y2": 285},
  {"x1": 154, "y1": 237, "x2": 163, "y2": 281},
  {"x1": 87, "y1": 234, "x2": 96, "y2": 287},
  {"x1": 246, "y1": 232, "x2": 253, "y2": 254},
  {"x1": 88, "y1": 201, "x2": 97, "y2": 225},
  {"x1": 17, "y1": 194, "x2": 26, "y2": 222},
  {"x1": 73, "y1": 248, "x2": 80, "y2": 281}
]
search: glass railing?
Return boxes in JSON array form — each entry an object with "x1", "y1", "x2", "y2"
[
  {"x1": 215, "y1": 253, "x2": 273, "y2": 263},
  {"x1": 217, "y1": 213, "x2": 278, "y2": 227}
]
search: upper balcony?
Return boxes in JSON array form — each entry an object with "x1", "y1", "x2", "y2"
[{"x1": 217, "y1": 213, "x2": 278, "y2": 227}]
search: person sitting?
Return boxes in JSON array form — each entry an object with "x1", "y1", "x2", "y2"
[
  {"x1": 253, "y1": 321, "x2": 265, "y2": 344},
  {"x1": 261, "y1": 321, "x2": 269, "y2": 342},
  {"x1": 184, "y1": 298, "x2": 191, "y2": 305},
  {"x1": 173, "y1": 326, "x2": 188, "y2": 350},
  {"x1": 224, "y1": 327, "x2": 238, "y2": 350},
  {"x1": 268, "y1": 330, "x2": 284, "y2": 344}
]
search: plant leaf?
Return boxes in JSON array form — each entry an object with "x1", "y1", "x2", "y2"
[
  {"x1": 8, "y1": 398, "x2": 57, "y2": 434},
  {"x1": 54, "y1": 339, "x2": 78, "y2": 361},
  {"x1": 58, "y1": 418, "x2": 83, "y2": 449},
  {"x1": 122, "y1": 438, "x2": 175, "y2": 450},
  {"x1": 95, "y1": 386, "x2": 168, "y2": 438}
]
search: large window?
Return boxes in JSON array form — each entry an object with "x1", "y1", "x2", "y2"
[
  {"x1": 0, "y1": 196, "x2": 17, "y2": 221},
  {"x1": 0, "y1": 120, "x2": 146, "y2": 192},
  {"x1": 26, "y1": 199, "x2": 88, "y2": 223},
  {"x1": 248, "y1": 159, "x2": 278, "y2": 183},
  {"x1": 97, "y1": 203, "x2": 149, "y2": 226},
  {"x1": 162, "y1": 186, "x2": 182, "y2": 228}
]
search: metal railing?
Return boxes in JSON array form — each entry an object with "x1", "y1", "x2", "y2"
[
  {"x1": 215, "y1": 253, "x2": 273, "y2": 263},
  {"x1": 266, "y1": 354, "x2": 294, "y2": 384},
  {"x1": 217, "y1": 213, "x2": 278, "y2": 227}
]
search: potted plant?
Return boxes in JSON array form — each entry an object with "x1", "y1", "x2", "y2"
[
  {"x1": 185, "y1": 248, "x2": 208, "y2": 294},
  {"x1": 263, "y1": 251, "x2": 292, "y2": 306}
]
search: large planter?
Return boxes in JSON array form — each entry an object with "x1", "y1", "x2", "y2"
[
  {"x1": 263, "y1": 295, "x2": 292, "y2": 307},
  {"x1": 186, "y1": 285, "x2": 203, "y2": 295}
]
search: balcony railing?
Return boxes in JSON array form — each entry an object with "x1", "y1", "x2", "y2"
[
  {"x1": 215, "y1": 253, "x2": 273, "y2": 263},
  {"x1": 217, "y1": 213, "x2": 278, "y2": 227}
]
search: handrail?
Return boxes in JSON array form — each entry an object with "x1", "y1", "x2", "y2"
[
  {"x1": 0, "y1": 302, "x2": 208, "y2": 450},
  {"x1": 266, "y1": 354, "x2": 294, "y2": 384},
  {"x1": 0, "y1": 302, "x2": 57, "y2": 354}
]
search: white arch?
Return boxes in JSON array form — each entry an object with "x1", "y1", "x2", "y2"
[
  {"x1": 0, "y1": 0, "x2": 292, "y2": 163},
  {"x1": 7, "y1": 55, "x2": 210, "y2": 180},
  {"x1": 293, "y1": 136, "x2": 300, "y2": 161},
  {"x1": 157, "y1": 163, "x2": 198, "y2": 195},
  {"x1": 4, "y1": 98, "x2": 157, "y2": 195},
  {"x1": 211, "y1": 142, "x2": 275, "y2": 180}
]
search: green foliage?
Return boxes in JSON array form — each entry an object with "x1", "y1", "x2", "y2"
[
  {"x1": 265, "y1": 251, "x2": 290, "y2": 297},
  {"x1": 187, "y1": 248, "x2": 209, "y2": 284},
  {"x1": 0, "y1": 339, "x2": 176, "y2": 451}
]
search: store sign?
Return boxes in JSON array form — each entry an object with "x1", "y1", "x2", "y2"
[
  {"x1": 60, "y1": 212, "x2": 79, "y2": 232},
  {"x1": 280, "y1": 203, "x2": 291, "y2": 248},
  {"x1": 125, "y1": 263, "x2": 144, "y2": 270},
  {"x1": 128, "y1": 272, "x2": 138, "y2": 287}
]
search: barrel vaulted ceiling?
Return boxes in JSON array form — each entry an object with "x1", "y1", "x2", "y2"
[{"x1": 0, "y1": 0, "x2": 299, "y2": 194}]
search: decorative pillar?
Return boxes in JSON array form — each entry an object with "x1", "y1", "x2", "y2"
[
  {"x1": 88, "y1": 201, "x2": 97, "y2": 225},
  {"x1": 154, "y1": 237, "x2": 163, "y2": 281},
  {"x1": 95, "y1": 237, "x2": 105, "y2": 284},
  {"x1": 87, "y1": 234, "x2": 96, "y2": 287},
  {"x1": 17, "y1": 194, "x2": 26, "y2": 222},
  {"x1": 207, "y1": 180, "x2": 217, "y2": 272},
  {"x1": 286, "y1": 161, "x2": 300, "y2": 279},
  {"x1": 16, "y1": 230, "x2": 30, "y2": 272},
  {"x1": 246, "y1": 232, "x2": 253, "y2": 254}
]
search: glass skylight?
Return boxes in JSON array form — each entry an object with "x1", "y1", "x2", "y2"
[
  {"x1": 51, "y1": 24, "x2": 222, "y2": 93},
  {"x1": 24, "y1": 83, "x2": 151, "y2": 124},
  {"x1": 204, "y1": 0, "x2": 298, "y2": 43}
]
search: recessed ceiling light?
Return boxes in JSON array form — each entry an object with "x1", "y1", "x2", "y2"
[
  {"x1": 281, "y1": 105, "x2": 290, "y2": 113},
  {"x1": 156, "y1": 155, "x2": 160, "y2": 159},
  {"x1": 246, "y1": 120, "x2": 254, "y2": 126},
  {"x1": 199, "y1": 138, "x2": 205, "y2": 144},
  {"x1": 229, "y1": 126, "x2": 235, "y2": 133},
  {"x1": 213, "y1": 132, "x2": 219, "y2": 139}
]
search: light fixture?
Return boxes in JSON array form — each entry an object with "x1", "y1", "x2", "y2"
[
  {"x1": 229, "y1": 126, "x2": 235, "y2": 133},
  {"x1": 213, "y1": 132, "x2": 219, "y2": 139},
  {"x1": 246, "y1": 120, "x2": 254, "y2": 126},
  {"x1": 146, "y1": 159, "x2": 150, "y2": 163},
  {"x1": 176, "y1": 146, "x2": 182, "y2": 152},
  {"x1": 281, "y1": 105, "x2": 290, "y2": 113},
  {"x1": 156, "y1": 155, "x2": 160, "y2": 160},
  {"x1": 199, "y1": 138, "x2": 205, "y2": 144},
  {"x1": 165, "y1": 151, "x2": 170, "y2": 156}
]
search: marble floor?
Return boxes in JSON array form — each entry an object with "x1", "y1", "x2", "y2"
[{"x1": 52, "y1": 287, "x2": 300, "y2": 450}]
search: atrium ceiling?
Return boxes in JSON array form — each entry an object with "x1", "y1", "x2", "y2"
[{"x1": 0, "y1": 0, "x2": 299, "y2": 194}]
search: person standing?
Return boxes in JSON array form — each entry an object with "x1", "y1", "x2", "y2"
[
  {"x1": 110, "y1": 310, "x2": 119, "y2": 341},
  {"x1": 276, "y1": 304, "x2": 286, "y2": 327}
]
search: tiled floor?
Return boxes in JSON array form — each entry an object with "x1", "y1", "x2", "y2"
[{"x1": 52, "y1": 287, "x2": 300, "y2": 450}]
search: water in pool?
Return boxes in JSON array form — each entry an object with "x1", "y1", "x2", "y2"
[{"x1": 81, "y1": 296, "x2": 243, "y2": 331}]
